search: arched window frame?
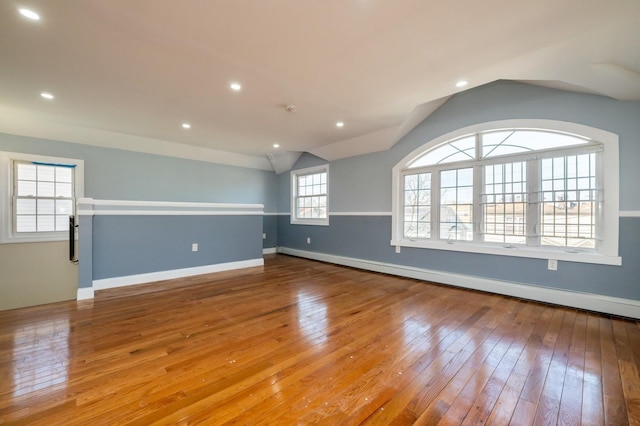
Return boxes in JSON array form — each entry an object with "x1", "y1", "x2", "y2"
[{"x1": 391, "y1": 119, "x2": 621, "y2": 266}]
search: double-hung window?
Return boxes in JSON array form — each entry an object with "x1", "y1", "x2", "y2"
[
  {"x1": 291, "y1": 165, "x2": 329, "y2": 225},
  {"x1": 392, "y1": 120, "x2": 620, "y2": 265},
  {"x1": 1, "y1": 152, "x2": 84, "y2": 243}
]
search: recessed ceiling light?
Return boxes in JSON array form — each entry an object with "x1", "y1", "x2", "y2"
[
  {"x1": 19, "y1": 8, "x2": 40, "y2": 20},
  {"x1": 456, "y1": 80, "x2": 468, "y2": 88},
  {"x1": 230, "y1": 82, "x2": 242, "y2": 91},
  {"x1": 273, "y1": 144, "x2": 280, "y2": 148},
  {"x1": 40, "y1": 92, "x2": 54, "y2": 100},
  {"x1": 336, "y1": 122, "x2": 344, "y2": 128},
  {"x1": 182, "y1": 123, "x2": 191, "y2": 129}
]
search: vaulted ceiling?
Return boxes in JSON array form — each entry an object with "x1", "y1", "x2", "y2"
[{"x1": 2, "y1": 1, "x2": 639, "y2": 171}]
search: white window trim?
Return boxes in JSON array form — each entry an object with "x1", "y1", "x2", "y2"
[
  {"x1": 290, "y1": 164, "x2": 329, "y2": 226},
  {"x1": 391, "y1": 119, "x2": 621, "y2": 266},
  {"x1": 0, "y1": 151, "x2": 84, "y2": 244}
]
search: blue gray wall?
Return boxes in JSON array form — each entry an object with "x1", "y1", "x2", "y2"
[
  {"x1": 0, "y1": 133, "x2": 278, "y2": 291},
  {"x1": 278, "y1": 81, "x2": 640, "y2": 301},
  {"x1": 0, "y1": 133, "x2": 278, "y2": 210},
  {"x1": 92, "y1": 215, "x2": 262, "y2": 280}
]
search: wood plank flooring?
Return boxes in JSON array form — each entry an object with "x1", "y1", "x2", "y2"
[{"x1": 1, "y1": 254, "x2": 640, "y2": 425}]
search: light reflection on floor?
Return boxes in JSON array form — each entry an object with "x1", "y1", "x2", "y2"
[
  {"x1": 296, "y1": 291, "x2": 328, "y2": 346},
  {"x1": 12, "y1": 318, "x2": 69, "y2": 397}
]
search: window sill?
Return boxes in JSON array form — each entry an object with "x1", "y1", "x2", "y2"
[
  {"x1": 291, "y1": 219, "x2": 329, "y2": 226},
  {"x1": 1, "y1": 233, "x2": 71, "y2": 245},
  {"x1": 390, "y1": 239, "x2": 622, "y2": 266}
]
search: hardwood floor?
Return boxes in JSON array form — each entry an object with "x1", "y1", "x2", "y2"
[{"x1": 1, "y1": 254, "x2": 640, "y2": 425}]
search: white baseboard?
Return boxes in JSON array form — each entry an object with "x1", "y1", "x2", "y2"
[
  {"x1": 280, "y1": 247, "x2": 640, "y2": 319},
  {"x1": 263, "y1": 247, "x2": 277, "y2": 254},
  {"x1": 76, "y1": 286, "x2": 95, "y2": 300},
  {"x1": 92, "y1": 258, "x2": 264, "y2": 292}
]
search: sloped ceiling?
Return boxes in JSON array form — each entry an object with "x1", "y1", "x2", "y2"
[{"x1": 1, "y1": 1, "x2": 639, "y2": 172}]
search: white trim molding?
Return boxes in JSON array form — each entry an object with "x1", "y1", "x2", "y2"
[
  {"x1": 329, "y1": 212, "x2": 392, "y2": 216},
  {"x1": 92, "y1": 258, "x2": 264, "y2": 292},
  {"x1": 620, "y1": 211, "x2": 640, "y2": 218},
  {"x1": 280, "y1": 247, "x2": 640, "y2": 319},
  {"x1": 76, "y1": 286, "x2": 95, "y2": 301},
  {"x1": 77, "y1": 198, "x2": 264, "y2": 216},
  {"x1": 263, "y1": 247, "x2": 278, "y2": 254}
]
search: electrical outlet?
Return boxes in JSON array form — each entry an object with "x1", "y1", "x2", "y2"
[
  {"x1": 192, "y1": 243, "x2": 198, "y2": 252},
  {"x1": 262, "y1": 233, "x2": 267, "y2": 240},
  {"x1": 395, "y1": 245, "x2": 401, "y2": 254},
  {"x1": 548, "y1": 259, "x2": 557, "y2": 271},
  {"x1": 306, "y1": 237, "x2": 311, "y2": 244}
]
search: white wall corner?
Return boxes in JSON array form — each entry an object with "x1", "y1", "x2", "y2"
[{"x1": 266, "y1": 151, "x2": 303, "y2": 174}]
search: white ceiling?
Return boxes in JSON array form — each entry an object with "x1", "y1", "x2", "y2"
[{"x1": 2, "y1": 0, "x2": 639, "y2": 171}]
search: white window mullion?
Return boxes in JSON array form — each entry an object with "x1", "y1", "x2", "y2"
[
  {"x1": 473, "y1": 165, "x2": 483, "y2": 243},
  {"x1": 431, "y1": 170, "x2": 440, "y2": 240},
  {"x1": 526, "y1": 158, "x2": 540, "y2": 247},
  {"x1": 594, "y1": 152, "x2": 604, "y2": 252}
]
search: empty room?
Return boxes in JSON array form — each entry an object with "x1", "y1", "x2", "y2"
[{"x1": 1, "y1": 1, "x2": 640, "y2": 424}]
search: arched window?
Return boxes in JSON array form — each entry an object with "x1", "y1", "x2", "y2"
[{"x1": 391, "y1": 120, "x2": 620, "y2": 265}]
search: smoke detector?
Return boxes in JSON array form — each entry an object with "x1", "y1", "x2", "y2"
[{"x1": 284, "y1": 104, "x2": 297, "y2": 113}]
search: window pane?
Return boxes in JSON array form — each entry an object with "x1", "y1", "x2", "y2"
[
  {"x1": 56, "y1": 199, "x2": 73, "y2": 215},
  {"x1": 401, "y1": 128, "x2": 602, "y2": 253},
  {"x1": 13, "y1": 160, "x2": 77, "y2": 235},
  {"x1": 55, "y1": 215, "x2": 69, "y2": 231},
  {"x1": 17, "y1": 163, "x2": 37, "y2": 180},
  {"x1": 458, "y1": 187, "x2": 473, "y2": 204},
  {"x1": 37, "y1": 215, "x2": 55, "y2": 232},
  {"x1": 450, "y1": 136, "x2": 476, "y2": 152},
  {"x1": 17, "y1": 180, "x2": 37, "y2": 196},
  {"x1": 56, "y1": 182, "x2": 72, "y2": 197},
  {"x1": 441, "y1": 170, "x2": 457, "y2": 188},
  {"x1": 458, "y1": 168, "x2": 473, "y2": 186},
  {"x1": 37, "y1": 199, "x2": 55, "y2": 215},
  {"x1": 541, "y1": 153, "x2": 597, "y2": 248},
  {"x1": 16, "y1": 198, "x2": 36, "y2": 215},
  {"x1": 483, "y1": 162, "x2": 527, "y2": 244},
  {"x1": 483, "y1": 130, "x2": 589, "y2": 158},
  {"x1": 38, "y1": 181, "x2": 55, "y2": 197},
  {"x1": 16, "y1": 215, "x2": 36, "y2": 232},
  {"x1": 439, "y1": 168, "x2": 473, "y2": 241},
  {"x1": 56, "y1": 167, "x2": 73, "y2": 183},
  {"x1": 408, "y1": 135, "x2": 476, "y2": 168},
  {"x1": 403, "y1": 172, "x2": 431, "y2": 239},
  {"x1": 37, "y1": 165, "x2": 55, "y2": 182},
  {"x1": 405, "y1": 174, "x2": 417, "y2": 189}
]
